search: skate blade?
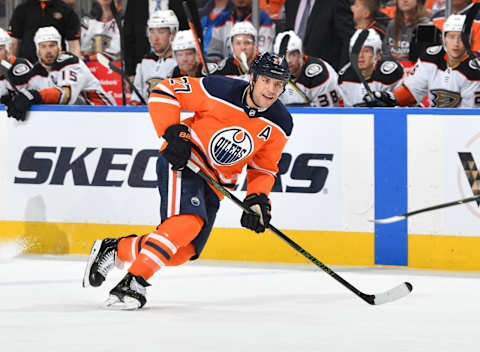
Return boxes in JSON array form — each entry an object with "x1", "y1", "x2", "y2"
[
  {"x1": 82, "y1": 240, "x2": 102, "y2": 288},
  {"x1": 104, "y1": 295, "x2": 141, "y2": 310}
]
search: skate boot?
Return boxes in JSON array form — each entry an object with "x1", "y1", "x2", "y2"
[
  {"x1": 104, "y1": 272, "x2": 151, "y2": 310},
  {"x1": 82, "y1": 237, "x2": 122, "y2": 288}
]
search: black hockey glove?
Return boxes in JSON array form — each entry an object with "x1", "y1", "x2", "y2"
[
  {"x1": 162, "y1": 124, "x2": 192, "y2": 170},
  {"x1": 240, "y1": 193, "x2": 272, "y2": 233},
  {"x1": 5, "y1": 89, "x2": 41, "y2": 121},
  {"x1": 362, "y1": 91, "x2": 397, "y2": 107},
  {"x1": 0, "y1": 90, "x2": 15, "y2": 107}
]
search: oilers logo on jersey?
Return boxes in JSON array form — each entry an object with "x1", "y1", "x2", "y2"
[{"x1": 209, "y1": 127, "x2": 253, "y2": 166}]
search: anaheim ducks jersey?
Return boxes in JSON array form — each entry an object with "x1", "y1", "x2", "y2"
[
  {"x1": 80, "y1": 17, "x2": 121, "y2": 60},
  {"x1": 148, "y1": 75, "x2": 292, "y2": 198},
  {"x1": 403, "y1": 45, "x2": 480, "y2": 108},
  {"x1": 13, "y1": 52, "x2": 115, "y2": 105},
  {"x1": 279, "y1": 56, "x2": 340, "y2": 107},
  {"x1": 338, "y1": 58, "x2": 404, "y2": 107},
  {"x1": 131, "y1": 52, "x2": 177, "y2": 104}
]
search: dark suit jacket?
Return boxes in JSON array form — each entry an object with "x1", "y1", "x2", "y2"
[
  {"x1": 124, "y1": 0, "x2": 202, "y2": 76},
  {"x1": 285, "y1": 0, "x2": 354, "y2": 71}
]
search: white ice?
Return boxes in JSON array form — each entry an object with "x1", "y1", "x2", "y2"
[{"x1": 0, "y1": 254, "x2": 478, "y2": 352}]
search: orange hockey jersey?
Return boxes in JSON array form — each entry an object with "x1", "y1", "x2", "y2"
[{"x1": 148, "y1": 75, "x2": 293, "y2": 198}]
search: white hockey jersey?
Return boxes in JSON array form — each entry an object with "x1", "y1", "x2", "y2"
[
  {"x1": 131, "y1": 52, "x2": 177, "y2": 104},
  {"x1": 81, "y1": 17, "x2": 121, "y2": 60},
  {"x1": 279, "y1": 56, "x2": 341, "y2": 107},
  {"x1": 338, "y1": 58, "x2": 404, "y2": 107},
  {"x1": 11, "y1": 52, "x2": 115, "y2": 105},
  {"x1": 403, "y1": 45, "x2": 480, "y2": 108}
]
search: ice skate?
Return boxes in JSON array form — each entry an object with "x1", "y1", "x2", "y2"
[
  {"x1": 82, "y1": 237, "x2": 121, "y2": 288},
  {"x1": 104, "y1": 272, "x2": 151, "y2": 310}
]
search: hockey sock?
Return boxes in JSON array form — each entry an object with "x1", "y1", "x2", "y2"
[
  {"x1": 117, "y1": 235, "x2": 139, "y2": 263},
  {"x1": 165, "y1": 243, "x2": 196, "y2": 266},
  {"x1": 128, "y1": 214, "x2": 204, "y2": 279}
]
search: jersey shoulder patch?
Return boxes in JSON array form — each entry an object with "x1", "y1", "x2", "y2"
[
  {"x1": 372, "y1": 59, "x2": 404, "y2": 85},
  {"x1": 457, "y1": 57, "x2": 480, "y2": 81},
  {"x1": 9, "y1": 58, "x2": 36, "y2": 85},
  {"x1": 297, "y1": 57, "x2": 330, "y2": 87},
  {"x1": 52, "y1": 52, "x2": 79, "y2": 70}
]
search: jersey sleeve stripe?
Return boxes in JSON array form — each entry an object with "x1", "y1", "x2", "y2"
[
  {"x1": 154, "y1": 82, "x2": 175, "y2": 96},
  {"x1": 148, "y1": 96, "x2": 180, "y2": 107},
  {"x1": 151, "y1": 89, "x2": 176, "y2": 100},
  {"x1": 248, "y1": 160, "x2": 276, "y2": 177}
]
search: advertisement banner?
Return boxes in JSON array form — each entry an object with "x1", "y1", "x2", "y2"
[
  {"x1": 85, "y1": 61, "x2": 131, "y2": 105},
  {"x1": 1, "y1": 108, "x2": 374, "y2": 234}
]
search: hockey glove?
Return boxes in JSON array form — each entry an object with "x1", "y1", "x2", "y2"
[
  {"x1": 240, "y1": 193, "x2": 271, "y2": 233},
  {"x1": 363, "y1": 91, "x2": 397, "y2": 107},
  {"x1": 5, "y1": 89, "x2": 41, "y2": 121},
  {"x1": 162, "y1": 124, "x2": 192, "y2": 171}
]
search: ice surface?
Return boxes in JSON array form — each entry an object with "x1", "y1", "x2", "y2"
[{"x1": 0, "y1": 256, "x2": 478, "y2": 352}]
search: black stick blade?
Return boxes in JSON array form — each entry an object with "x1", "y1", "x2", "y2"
[
  {"x1": 279, "y1": 34, "x2": 290, "y2": 57},
  {"x1": 350, "y1": 29, "x2": 369, "y2": 57}
]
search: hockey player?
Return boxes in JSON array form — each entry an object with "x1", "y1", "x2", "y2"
[
  {"x1": 170, "y1": 30, "x2": 204, "y2": 78},
  {"x1": 273, "y1": 30, "x2": 341, "y2": 107},
  {"x1": 338, "y1": 28, "x2": 404, "y2": 107},
  {"x1": 366, "y1": 14, "x2": 480, "y2": 108},
  {"x1": 207, "y1": 0, "x2": 275, "y2": 62},
  {"x1": 210, "y1": 21, "x2": 258, "y2": 79},
  {"x1": 83, "y1": 53, "x2": 292, "y2": 310},
  {"x1": 4, "y1": 26, "x2": 115, "y2": 121},
  {"x1": 130, "y1": 10, "x2": 178, "y2": 105},
  {"x1": 0, "y1": 28, "x2": 16, "y2": 98}
]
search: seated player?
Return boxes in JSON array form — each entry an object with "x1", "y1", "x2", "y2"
[
  {"x1": 130, "y1": 10, "x2": 178, "y2": 105},
  {"x1": 210, "y1": 21, "x2": 258, "y2": 80},
  {"x1": 4, "y1": 26, "x2": 115, "y2": 121},
  {"x1": 365, "y1": 14, "x2": 480, "y2": 108},
  {"x1": 273, "y1": 30, "x2": 341, "y2": 107},
  {"x1": 170, "y1": 30, "x2": 204, "y2": 78},
  {"x1": 0, "y1": 28, "x2": 17, "y2": 98},
  {"x1": 338, "y1": 28, "x2": 404, "y2": 107}
]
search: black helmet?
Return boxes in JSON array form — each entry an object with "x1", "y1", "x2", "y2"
[{"x1": 249, "y1": 52, "x2": 290, "y2": 83}]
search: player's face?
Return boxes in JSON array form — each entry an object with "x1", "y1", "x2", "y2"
[
  {"x1": 149, "y1": 28, "x2": 172, "y2": 54},
  {"x1": 175, "y1": 49, "x2": 197, "y2": 74},
  {"x1": 0, "y1": 45, "x2": 8, "y2": 61},
  {"x1": 285, "y1": 50, "x2": 303, "y2": 78},
  {"x1": 232, "y1": 34, "x2": 256, "y2": 63},
  {"x1": 251, "y1": 74, "x2": 285, "y2": 109},
  {"x1": 351, "y1": 0, "x2": 369, "y2": 23},
  {"x1": 357, "y1": 46, "x2": 375, "y2": 71},
  {"x1": 38, "y1": 41, "x2": 60, "y2": 65},
  {"x1": 444, "y1": 32, "x2": 466, "y2": 60},
  {"x1": 397, "y1": 0, "x2": 417, "y2": 13}
]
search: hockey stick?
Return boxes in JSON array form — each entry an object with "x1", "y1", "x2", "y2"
[
  {"x1": 110, "y1": 0, "x2": 126, "y2": 105},
  {"x1": 182, "y1": 1, "x2": 210, "y2": 75},
  {"x1": 462, "y1": 3, "x2": 479, "y2": 61},
  {"x1": 371, "y1": 194, "x2": 480, "y2": 224},
  {"x1": 186, "y1": 160, "x2": 413, "y2": 305},
  {"x1": 97, "y1": 53, "x2": 147, "y2": 105},
  {"x1": 350, "y1": 29, "x2": 375, "y2": 100}
]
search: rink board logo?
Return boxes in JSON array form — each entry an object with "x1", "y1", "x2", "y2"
[
  {"x1": 209, "y1": 127, "x2": 253, "y2": 166},
  {"x1": 13, "y1": 147, "x2": 332, "y2": 194}
]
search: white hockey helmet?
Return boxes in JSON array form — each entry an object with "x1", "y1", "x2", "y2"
[
  {"x1": 0, "y1": 28, "x2": 11, "y2": 49},
  {"x1": 34, "y1": 26, "x2": 61, "y2": 51},
  {"x1": 172, "y1": 30, "x2": 196, "y2": 52},
  {"x1": 273, "y1": 30, "x2": 303, "y2": 56},
  {"x1": 349, "y1": 28, "x2": 382, "y2": 55},
  {"x1": 442, "y1": 14, "x2": 467, "y2": 51},
  {"x1": 229, "y1": 21, "x2": 257, "y2": 44},
  {"x1": 147, "y1": 10, "x2": 179, "y2": 33}
]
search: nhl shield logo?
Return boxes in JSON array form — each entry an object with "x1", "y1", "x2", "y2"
[{"x1": 209, "y1": 127, "x2": 253, "y2": 166}]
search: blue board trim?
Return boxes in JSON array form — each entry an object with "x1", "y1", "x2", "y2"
[{"x1": 374, "y1": 109, "x2": 408, "y2": 266}]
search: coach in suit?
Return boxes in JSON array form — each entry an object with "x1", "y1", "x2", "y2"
[{"x1": 284, "y1": 0, "x2": 354, "y2": 71}]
